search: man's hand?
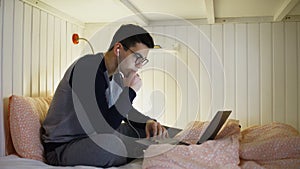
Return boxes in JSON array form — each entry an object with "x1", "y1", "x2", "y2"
[
  {"x1": 145, "y1": 120, "x2": 168, "y2": 138},
  {"x1": 123, "y1": 72, "x2": 142, "y2": 92}
]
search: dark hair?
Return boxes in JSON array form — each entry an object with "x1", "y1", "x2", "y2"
[{"x1": 108, "y1": 24, "x2": 154, "y2": 51}]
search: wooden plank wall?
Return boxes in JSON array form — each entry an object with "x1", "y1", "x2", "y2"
[
  {"x1": 140, "y1": 22, "x2": 300, "y2": 130},
  {"x1": 0, "y1": 0, "x2": 84, "y2": 156},
  {"x1": 84, "y1": 21, "x2": 300, "y2": 131}
]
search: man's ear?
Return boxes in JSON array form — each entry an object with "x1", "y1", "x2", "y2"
[{"x1": 113, "y1": 43, "x2": 122, "y2": 56}]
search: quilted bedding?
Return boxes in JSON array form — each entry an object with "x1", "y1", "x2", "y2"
[{"x1": 142, "y1": 120, "x2": 300, "y2": 169}]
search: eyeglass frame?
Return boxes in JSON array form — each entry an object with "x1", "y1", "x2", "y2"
[{"x1": 122, "y1": 44, "x2": 149, "y2": 66}]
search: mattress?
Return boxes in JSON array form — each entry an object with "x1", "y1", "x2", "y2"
[{"x1": 0, "y1": 155, "x2": 143, "y2": 169}]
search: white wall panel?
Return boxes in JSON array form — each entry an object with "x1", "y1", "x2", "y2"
[
  {"x1": 0, "y1": 0, "x2": 84, "y2": 156},
  {"x1": 46, "y1": 14, "x2": 54, "y2": 96},
  {"x1": 235, "y1": 24, "x2": 248, "y2": 128},
  {"x1": 2, "y1": 0, "x2": 14, "y2": 98},
  {"x1": 13, "y1": 0, "x2": 24, "y2": 96},
  {"x1": 23, "y1": 4, "x2": 32, "y2": 96},
  {"x1": 32, "y1": 7, "x2": 40, "y2": 97},
  {"x1": 163, "y1": 50, "x2": 178, "y2": 127},
  {"x1": 163, "y1": 26, "x2": 177, "y2": 127},
  {"x1": 260, "y1": 23, "x2": 273, "y2": 124},
  {"x1": 66, "y1": 23, "x2": 73, "y2": 67},
  {"x1": 211, "y1": 25, "x2": 225, "y2": 118},
  {"x1": 53, "y1": 18, "x2": 61, "y2": 90},
  {"x1": 223, "y1": 24, "x2": 236, "y2": 118},
  {"x1": 40, "y1": 11, "x2": 47, "y2": 97},
  {"x1": 2, "y1": 0, "x2": 14, "y2": 157},
  {"x1": 285, "y1": 22, "x2": 298, "y2": 128},
  {"x1": 175, "y1": 26, "x2": 188, "y2": 129},
  {"x1": 60, "y1": 20, "x2": 67, "y2": 78},
  {"x1": 273, "y1": 23, "x2": 286, "y2": 123},
  {"x1": 199, "y1": 25, "x2": 212, "y2": 120},
  {"x1": 247, "y1": 23, "x2": 260, "y2": 126},
  {"x1": 187, "y1": 25, "x2": 200, "y2": 123}
]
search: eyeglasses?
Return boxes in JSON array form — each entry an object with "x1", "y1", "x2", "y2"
[{"x1": 122, "y1": 45, "x2": 149, "y2": 66}]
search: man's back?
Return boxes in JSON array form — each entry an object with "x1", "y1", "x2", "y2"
[{"x1": 41, "y1": 54, "x2": 103, "y2": 144}]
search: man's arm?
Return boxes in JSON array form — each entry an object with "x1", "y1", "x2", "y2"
[{"x1": 125, "y1": 107, "x2": 154, "y2": 129}]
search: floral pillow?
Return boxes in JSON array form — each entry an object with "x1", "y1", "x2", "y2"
[{"x1": 9, "y1": 95, "x2": 52, "y2": 161}]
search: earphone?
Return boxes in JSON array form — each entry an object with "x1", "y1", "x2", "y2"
[
  {"x1": 116, "y1": 48, "x2": 124, "y2": 78},
  {"x1": 117, "y1": 48, "x2": 120, "y2": 57}
]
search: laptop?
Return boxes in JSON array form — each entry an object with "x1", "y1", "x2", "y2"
[{"x1": 136, "y1": 110, "x2": 232, "y2": 146}]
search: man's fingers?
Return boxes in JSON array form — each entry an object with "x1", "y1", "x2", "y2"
[
  {"x1": 146, "y1": 128, "x2": 151, "y2": 139},
  {"x1": 152, "y1": 122, "x2": 157, "y2": 137},
  {"x1": 162, "y1": 127, "x2": 169, "y2": 138},
  {"x1": 146, "y1": 121, "x2": 168, "y2": 139},
  {"x1": 157, "y1": 123, "x2": 163, "y2": 136}
]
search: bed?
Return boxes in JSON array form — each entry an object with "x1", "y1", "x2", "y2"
[
  {"x1": 0, "y1": 155, "x2": 142, "y2": 169},
  {"x1": 2, "y1": 95, "x2": 300, "y2": 169},
  {"x1": 2, "y1": 95, "x2": 143, "y2": 169}
]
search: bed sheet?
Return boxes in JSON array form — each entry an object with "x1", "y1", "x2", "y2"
[
  {"x1": 0, "y1": 155, "x2": 143, "y2": 169},
  {"x1": 142, "y1": 120, "x2": 300, "y2": 169}
]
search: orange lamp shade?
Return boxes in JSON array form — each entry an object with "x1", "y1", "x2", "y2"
[{"x1": 72, "y1": 33, "x2": 79, "y2": 44}]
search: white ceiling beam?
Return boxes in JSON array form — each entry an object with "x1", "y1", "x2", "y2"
[
  {"x1": 273, "y1": 0, "x2": 299, "y2": 21},
  {"x1": 119, "y1": 0, "x2": 149, "y2": 26},
  {"x1": 205, "y1": 0, "x2": 215, "y2": 24},
  {"x1": 149, "y1": 16, "x2": 300, "y2": 27}
]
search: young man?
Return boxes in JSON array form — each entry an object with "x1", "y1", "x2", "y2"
[{"x1": 41, "y1": 24, "x2": 176, "y2": 167}]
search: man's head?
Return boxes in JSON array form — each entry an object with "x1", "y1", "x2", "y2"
[
  {"x1": 108, "y1": 24, "x2": 154, "y2": 51},
  {"x1": 108, "y1": 24, "x2": 154, "y2": 77}
]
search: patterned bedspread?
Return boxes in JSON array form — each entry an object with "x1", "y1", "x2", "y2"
[{"x1": 142, "y1": 120, "x2": 300, "y2": 169}]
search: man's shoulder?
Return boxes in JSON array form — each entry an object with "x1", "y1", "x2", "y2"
[
  {"x1": 77, "y1": 53, "x2": 104, "y2": 62},
  {"x1": 74, "y1": 53, "x2": 105, "y2": 72}
]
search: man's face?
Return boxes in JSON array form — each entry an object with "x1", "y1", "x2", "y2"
[{"x1": 119, "y1": 43, "x2": 149, "y2": 77}]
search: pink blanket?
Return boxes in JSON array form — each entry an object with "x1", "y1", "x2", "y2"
[{"x1": 142, "y1": 120, "x2": 300, "y2": 169}]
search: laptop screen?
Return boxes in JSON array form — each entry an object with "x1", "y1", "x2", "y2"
[{"x1": 197, "y1": 110, "x2": 231, "y2": 144}]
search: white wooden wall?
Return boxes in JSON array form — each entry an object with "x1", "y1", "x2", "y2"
[
  {"x1": 0, "y1": 0, "x2": 84, "y2": 156},
  {"x1": 86, "y1": 22, "x2": 300, "y2": 131},
  {"x1": 142, "y1": 22, "x2": 300, "y2": 131}
]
